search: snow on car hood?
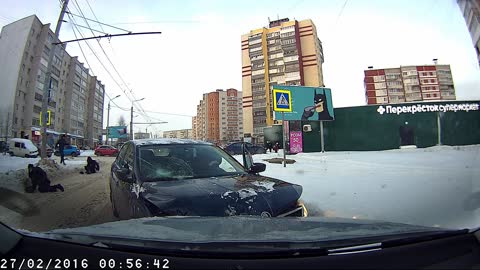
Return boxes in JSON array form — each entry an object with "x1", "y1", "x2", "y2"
[
  {"x1": 36, "y1": 216, "x2": 445, "y2": 244},
  {"x1": 140, "y1": 174, "x2": 302, "y2": 217}
]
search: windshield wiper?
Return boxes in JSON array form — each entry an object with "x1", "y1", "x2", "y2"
[{"x1": 380, "y1": 229, "x2": 469, "y2": 248}]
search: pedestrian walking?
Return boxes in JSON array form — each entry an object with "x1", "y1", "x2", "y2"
[
  {"x1": 56, "y1": 134, "x2": 67, "y2": 165},
  {"x1": 266, "y1": 141, "x2": 273, "y2": 153},
  {"x1": 273, "y1": 142, "x2": 279, "y2": 153}
]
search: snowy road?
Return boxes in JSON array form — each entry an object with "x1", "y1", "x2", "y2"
[
  {"x1": 1, "y1": 156, "x2": 119, "y2": 231},
  {"x1": 0, "y1": 145, "x2": 479, "y2": 233}
]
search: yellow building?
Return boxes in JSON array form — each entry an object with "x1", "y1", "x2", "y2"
[{"x1": 241, "y1": 18, "x2": 324, "y2": 142}]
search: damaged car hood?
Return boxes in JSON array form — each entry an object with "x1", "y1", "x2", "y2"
[{"x1": 139, "y1": 174, "x2": 302, "y2": 217}]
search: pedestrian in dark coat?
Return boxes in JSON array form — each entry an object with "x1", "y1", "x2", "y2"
[
  {"x1": 266, "y1": 141, "x2": 273, "y2": 153},
  {"x1": 56, "y1": 135, "x2": 67, "y2": 165},
  {"x1": 81, "y1": 156, "x2": 100, "y2": 174},
  {"x1": 26, "y1": 164, "x2": 64, "y2": 193}
]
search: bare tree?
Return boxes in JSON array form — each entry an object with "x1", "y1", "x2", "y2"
[{"x1": 118, "y1": 115, "x2": 126, "y2": 127}]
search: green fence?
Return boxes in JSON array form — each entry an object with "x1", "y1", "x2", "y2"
[{"x1": 264, "y1": 100, "x2": 480, "y2": 152}]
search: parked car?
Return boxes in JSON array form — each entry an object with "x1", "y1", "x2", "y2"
[
  {"x1": 7, "y1": 138, "x2": 38, "y2": 158},
  {"x1": 54, "y1": 144, "x2": 80, "y2": 157},
  {"x1": 95, "y1": 145, "x2": 119, "y2": 156},
  {"x1": 224, "y1": 142, "x2": 266, "y2": 155},
  {"x1": 110, "y1": 139, "x2": 307, "y2": 219}
]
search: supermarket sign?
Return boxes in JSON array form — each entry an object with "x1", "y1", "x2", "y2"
[{"x1": 377, "y1": 103, "x2": 480, "y2": 115}]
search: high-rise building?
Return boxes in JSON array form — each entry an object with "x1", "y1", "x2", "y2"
[
  {"x1": 0, "y1": 15, "x2": 105, "y2": 147},
  {"x1": 194, "y1": 89, "x2": 243, "y2": 143},
  {"x1": 241, "y1": 18, "x2": 325, "y2": 142},
  {"x1": 457, "y1": 0, "x2": 480, "y2": 66},
  {"x1": 364, "y1": 65, "x2": 456, "y2": 105}
]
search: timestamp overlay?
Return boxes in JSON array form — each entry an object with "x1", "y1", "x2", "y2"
[{"x1": 1, "y1": 258, "x2": 171, "y2": 269}]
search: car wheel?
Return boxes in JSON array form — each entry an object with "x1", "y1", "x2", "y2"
[
  {"x1": 25, "y1": 154, "x2": 29, "y2": 158},
  {"x1": 110, "y1": 189, "x2": 119, "y2": 218},
  {"x1": 71, "y1": 152, "x2": 78, "y2": 157}
]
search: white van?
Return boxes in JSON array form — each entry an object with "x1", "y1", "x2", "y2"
[{"x1": 8, "y1": 138, "x2": 39, "y2": 158}]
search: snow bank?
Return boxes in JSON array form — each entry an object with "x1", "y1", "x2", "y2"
[
  {"x1": 0, "y1": 155, "x2": 88, "y2": 193},
  {"x1": 235, "y1": 145, "x2": 480, "y2": 229},
  {"x1": 80, "y1": 150, "x2": 95, "y2": 157}
]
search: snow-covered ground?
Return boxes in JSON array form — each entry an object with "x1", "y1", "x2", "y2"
[
  {"x1": 235, "y1": 145, "x2": 480, "y2": 229},
  {"x1": 80, "y1": 150, "x2": 95, "y2": 157},
  {"x1": 1, "y1": 145, "x2": 478, "y2": 231},
  {"x1": 0, "y1": 154, "x2": 89, "y2": 193}
]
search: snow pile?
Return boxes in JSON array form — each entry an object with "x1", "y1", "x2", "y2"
[
  {"x1": 234, "y1": 145, "x2": 480, "y2": 229},
  {"x1": 0, "y1": 155, "x2": 88, "y2": 193},
  {"x1": 0, "y1": 154, "x2": 40, "y2": 173},
  {"x1": 80, "y1": 150, "x2": 95, "y2": 157}
]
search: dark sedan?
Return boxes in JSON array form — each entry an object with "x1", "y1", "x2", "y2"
[
  {"x1": 110, "y1": 139, "x2": 307, "y2": 219},
  {"x1": 224, "y1": 142, "x2": 266, "y2": 155}
]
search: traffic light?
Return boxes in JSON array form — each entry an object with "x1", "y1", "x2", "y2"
[{"x1": 39, "y1": 110, "x2": 51, "y2": 126}]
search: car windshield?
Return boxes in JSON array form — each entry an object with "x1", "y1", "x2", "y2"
[
  {"x1": 138, "y1": 144, "x2": 246, "y2": 181},
  {"x1": 0, "y1": 0, "x2": 479, "y2": 257}
]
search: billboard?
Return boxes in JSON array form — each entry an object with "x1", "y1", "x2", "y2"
[
  {"x1": 108, "y1": 126, "x2": 128, "y2": 139},
  {"x1": 273, "y1": 86, "x2": 334, "y2": 121}
]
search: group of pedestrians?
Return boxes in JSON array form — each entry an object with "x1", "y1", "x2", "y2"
[
  {"x1": 25, "y1": 134, "x2": 100, "y2": 194},
  {"x1": 266, "y1": 141, "x2": 280, "y2": 153}
]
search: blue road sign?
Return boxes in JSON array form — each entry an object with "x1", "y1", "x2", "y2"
[{"x1": 273, "y1": 89, "x2": 292, "y2": 112}]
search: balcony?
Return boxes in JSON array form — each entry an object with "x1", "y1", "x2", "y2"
[
  {"x1": 248, "y1": 38, "x2": 262, "y2": 46},
  {"x1": 284, "y1": 55, "x2": 299, "y2": 63}
]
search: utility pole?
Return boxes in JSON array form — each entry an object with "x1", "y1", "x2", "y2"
[
  {"x1": 130, "y1": 106, "x2": 133, "y2": 140},
  {"x1": 130, "y1": 98, "x2": 145, "y2": 140},
  {"x1": 106, "y1": 95, "x2": 120, "y2": 145},
  {"x1": 40, "y1": 0, "x2": 69, "y2": 158}
]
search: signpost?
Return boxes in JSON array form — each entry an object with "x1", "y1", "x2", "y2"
[
  {"x1": 273, "y1": 86, "x2": 334, "y2": 153},
  {"x1": 273, "y1": 89, "x2": 292, "y2": 167}
]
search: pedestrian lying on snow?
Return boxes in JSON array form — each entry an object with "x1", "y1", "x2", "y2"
[
  {"x1": 80, "y1": 156, "x2": 100, "y2": 174},
  {"x1": 26, "y1": 164, "x2": 64, "y2": 193}
]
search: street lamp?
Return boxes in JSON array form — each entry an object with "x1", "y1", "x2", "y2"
[
  {"x1": 106, "y1": 94, "x2": 121, "y2": 146},
  {"x1": 131, "y1": 98, "x2": 145, "y2": 140}
]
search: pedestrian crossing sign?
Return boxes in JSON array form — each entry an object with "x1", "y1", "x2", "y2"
[{"x1": 273, "y1": 89, "x2": 292, "y2": 112}]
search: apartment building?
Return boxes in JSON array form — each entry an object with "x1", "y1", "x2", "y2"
[
  {"x1": 194, "y1": 89, "x2": 243, "y2": 143},
  {"x1": 0, "y1": 15, "x2": 105, "y2": 147},
  {"x1": 364, "y1": 65, "x2": 456, "y2": 105},
  {"x1": 458, "y1": 0, "x2": 480, "y2": 66},
  {"x1": 241, "y1": 18, "x2": 325, "y2": 142},
  {"x1": 162, "y1": 129, "x2": 193, "y2": 140},
  {"x1": 191, "y1": 116, "x2": 197, "y2": 140}
]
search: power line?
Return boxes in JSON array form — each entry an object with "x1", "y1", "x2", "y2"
[
  {"x1": 68, "y1": 21, "x2": 108, "y2": 34},
  {"x1": 84, "y1": 0, "x2": 106, "y2": 33},
  {"x1": 66, "y1": 11, "x2": 135, "y2": 111},
  {"x1": 66, "y1": 11, "x2": 131, "y2": 33},
  {"x1": 67, "y1": 12, "x2": 123, "y2": 110},
  {"x1": 83, "y1": 0, "x2": 119, "y2": 58},
  {"x1": 70, "y1": 0, "x2": 153, "y2": 123},
  {"x1": 141, "y1": 110, "x2": 195, "y2": 118},
  {"x1": 68, "y1": 2, "x2": 151, "y2": 123},
  {"x1": 334, "y1": 0, "x2": 349, "y2": 27}
]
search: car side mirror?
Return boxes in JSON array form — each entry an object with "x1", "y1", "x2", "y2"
[
  {"x1": 118, "y1": 164, "x2": 134, "y2": 183},
  {"x1": 249, "y1": 162, "x2": 266, "y2": 174}
]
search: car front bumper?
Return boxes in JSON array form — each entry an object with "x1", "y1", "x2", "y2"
[{"x1": 277, "y1": 200, "x2": 308, "y2": 217}]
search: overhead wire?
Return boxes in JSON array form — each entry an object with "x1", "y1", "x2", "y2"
[
  {"x1": 71, "y1": 0, "x2": 155, "y2": 123},
  {"x1": 66, "y1": 10, "x2": 131, "y2": 111},
  {"x1": 67, "y1": 12, "x2": 123, "y2": 109}
]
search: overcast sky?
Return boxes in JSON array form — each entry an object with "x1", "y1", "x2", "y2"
[{"x1": 1, "y1": 0, "x2": 479, "y2": 135}]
